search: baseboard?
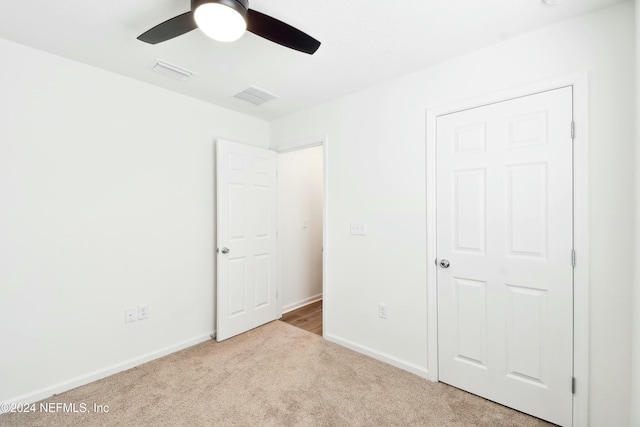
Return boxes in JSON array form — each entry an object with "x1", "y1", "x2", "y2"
[
  {"x1": 282, "y1": 294, "x2": 322, "y2": 314},
  {"x1": 1, "y1": 333, "x2": 213, "y2": 412},
  {"x1": 325, "y1": 333, "x2": 430, "y2": 380}
]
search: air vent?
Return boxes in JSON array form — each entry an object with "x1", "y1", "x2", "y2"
[
  {"x1": 233, "y1": 86, "x2": 278, "y2": 106},
  {"x1": 151, "y1": 60, "x2": 193, "y2": 81}
]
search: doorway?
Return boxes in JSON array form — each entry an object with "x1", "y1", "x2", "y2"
[
  {"x1": 215, "y1": 140, "x2": 326, "y2": 341},
  {"x1": 277, "y1": 144, "x2": 325, "y2": 335}
]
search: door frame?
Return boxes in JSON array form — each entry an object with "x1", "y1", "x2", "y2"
[
  {"x1": 273, "y1": 135, "x2": 328, "y2": 337},
  {"x1": 426, "y1": 74, "x2": 589, "y2": 426}
]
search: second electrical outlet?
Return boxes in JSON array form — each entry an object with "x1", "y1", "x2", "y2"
[
  {"x1": 378, "y1": 303, "x2": 388, "y2": 319},
  {"x1": 138, "y1": 304, "x2": 149, "y2": 320}
]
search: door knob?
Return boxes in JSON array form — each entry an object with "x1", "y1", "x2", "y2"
[
  {"x1": 439, "y1": 259, "x2": 450, "y2": 269},
  {"x1": 220, "y1": 247, "x2": 230, "y2": 254}
]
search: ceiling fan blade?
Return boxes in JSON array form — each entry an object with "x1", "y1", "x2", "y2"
[
  {"x1": 137, "y1": 12, "x2": 197, "y2": 44},
  {"x1": 247, "y1": 10, "x2": 320, "y2": 55}
]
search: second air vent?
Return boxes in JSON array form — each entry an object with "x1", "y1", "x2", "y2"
[{"x1": 233, "y1": 86, "x2": 278, "y2": 106}]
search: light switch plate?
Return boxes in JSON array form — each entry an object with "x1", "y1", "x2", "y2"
[{"x1": 350, "y1": 222, "x2": 367, "y2": 236}]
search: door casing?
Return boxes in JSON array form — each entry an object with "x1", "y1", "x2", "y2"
[{"x1": 426, "y1": 74, "x2": 589, "y2": 427}]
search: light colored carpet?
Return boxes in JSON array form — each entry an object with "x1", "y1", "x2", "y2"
[{"x1": 0, "y1": 321, "x2": 553, "y2": 426}]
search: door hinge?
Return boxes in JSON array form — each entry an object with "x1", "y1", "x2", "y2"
[
  {"x1": 572, "y1": 377, "x2": 576, "y2": 394},
  {"x1": 571, "y1": 249, "x2": 576, "y2": 267},
  {"x1": 571, "y1": 121, "x2": 575, "y2": 140}
]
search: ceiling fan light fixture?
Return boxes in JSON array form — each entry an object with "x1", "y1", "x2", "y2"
[
  {"x1": 139, "y1": 0, "x2": 320, "y2": 54},
  {"x1": 193, "y1": 0, "x2": 247, "y2": 42}
]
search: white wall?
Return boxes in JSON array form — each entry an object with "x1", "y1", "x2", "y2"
[
  {"x1": 0, "y1": 38, "x2": 269, "y2": 403},
  {"x1": 632, "y1": 1, "x2": 640, "y2": 425},
  {"x1": 270, "y1": 2, "x2": 635, "y2": 425},
  {"x1": 277, "y1": 146, "x2": 323, "y2": 312}
]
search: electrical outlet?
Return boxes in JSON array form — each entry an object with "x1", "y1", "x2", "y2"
[
  {"x1": 138, "y1": 304, "x2": 149, "y2": 320},
  {"x1": 125, "y1": 307, "x2": 137, "y2": 323},
  {"x1": 378, "y1": 303, "x2": 388, "y2": 319},
  {"x1": 350, "y1": 222, "x2": 367, "y2": 236}
]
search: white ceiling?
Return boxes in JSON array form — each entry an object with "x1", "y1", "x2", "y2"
[{"x1": 0, "y1": 0, "x2": 624, "y2": 120}]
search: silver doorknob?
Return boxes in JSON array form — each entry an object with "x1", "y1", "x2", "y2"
[
  {"x1": 439, "y1": 259, "x2": 450, "y2": 269},
  {"x1": 221, "y1": 247, "x2": 230, "y2": 254}
]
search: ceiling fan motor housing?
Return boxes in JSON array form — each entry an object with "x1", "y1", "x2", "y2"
[{"x1": 191, "y1": 0, "x2": 248, "y2": 20}]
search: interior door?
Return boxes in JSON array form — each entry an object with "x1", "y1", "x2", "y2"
[
  {"x1": 436, "y1": 87, "x2": 574, "y2": 426},
  {"x1": 216, "y1": 139, "x2": 278, "y2": 342}
]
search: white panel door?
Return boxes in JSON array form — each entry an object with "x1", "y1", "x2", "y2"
[
  {"x1": 216, "y1": 140, "x2": 277, "y2": 342},
  {"x1": 436, "y1": 87, "x2": 573, "y2": 426}
]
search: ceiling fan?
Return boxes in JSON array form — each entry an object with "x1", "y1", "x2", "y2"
[{"x1": 137, "y1": 0, "x2": 321, "y2": 55}]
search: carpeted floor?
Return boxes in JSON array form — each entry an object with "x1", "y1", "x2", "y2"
[{"x1": 0, "y1": 321, "x2": 553, "y2": 426}]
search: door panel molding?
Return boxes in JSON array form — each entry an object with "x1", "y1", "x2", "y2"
[{"x1": 426, "y1": 74, "x2": 589, "y2": 427}]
